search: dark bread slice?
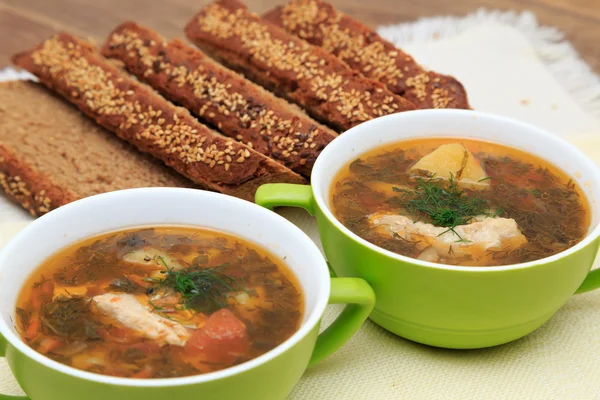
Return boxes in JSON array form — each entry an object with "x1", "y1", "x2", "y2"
[
  {"x1": 263, "y1": 0, "x2": 470, "y2": 109},
  {"x1": 102, "y1": 22, "x2": 337, "y2": 177},
  {"x1": 0, "y1": 81, "x2": 197, "y2": 216},
  {"x1": 12, "y1": 32, "x2": 306, "y2": 202},
  {"x1": 184, "y1": 0, "x2": 415, "y2": 133}
]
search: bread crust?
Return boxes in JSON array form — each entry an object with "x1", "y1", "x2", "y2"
[
  {"x1": 0, "y1": 80, "x2": 203, "y2": 217},
  {"x1": 12, "y1": 32, "x2": 305, "y2": 202},
  {"x1": 0, "y1": 144, "x2": 78, "y2": 216},
  {"x1": 263, "y1": 0, "x2": 470, "y2": 109},
  {"x1": 102, "y1": 22, "x2": 337, "y2": 177},
  {"x1": 185, "y1": 0, "x2": 415, "y2": 132}
]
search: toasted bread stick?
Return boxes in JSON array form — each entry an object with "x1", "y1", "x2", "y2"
[
  {"x1": 185, "y1": 0, "x2": 415, "y2": 132},
  {"x1": 12, "y1": 33, "x2": 305, "y2": 202},
  {"x1": 263, "y1": 0, "x2": 470, "y2": 109},
  {"x1": 102, "y1": 22, "x2": 337, "y2": 176}
]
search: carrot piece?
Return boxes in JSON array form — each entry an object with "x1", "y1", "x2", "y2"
[
  {"x1": 189, "y1": 312, "x2": 208, "y2": 329},
  {"x1": 30, "y1": 289, "x2": 43, "y2": 309},
  {"x1": 126, "y1": 274, "x2": 151, "y2": 288},
  {"x1": 30, "y1": 280, "x2": 54, "y2": 310},
  {"x1": 40, "y1": 280, "x2": 54, "y2": 297},
  {"x1": 152, "y1": 292, "x2": 182, "y2": 307},
  {"x1": 25, "y1": 317, "x2": 40, "y2": 340},
  {"x1": 37, "y1": 337, "x2": 62, "y2": 354}
]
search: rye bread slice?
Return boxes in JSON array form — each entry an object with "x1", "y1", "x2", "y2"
[{"x1": 0, "y1": 80, "x2": 197, "y2": 216}]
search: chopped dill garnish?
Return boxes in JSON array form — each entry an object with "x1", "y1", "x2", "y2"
[
  {"x1": 149, "y1": 257, "x2": 238, "y2": 314},
  {"x1": 393, "y1": 175, "x2": 500, "y2": 240}
]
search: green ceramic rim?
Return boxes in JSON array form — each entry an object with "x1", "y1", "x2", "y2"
[
  {"x1": 311, "y1": 109, "x2": 600, "y2": 273},
  {"x1": 0, "y1": 188, "x2": 332, "y2": 387}
]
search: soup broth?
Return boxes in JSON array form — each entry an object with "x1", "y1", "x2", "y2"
[
  {"x1": 15, "y1": 227, "x2": 303, "y2": 378},
  {"x1": 331, "y1": 138, "x2": 590, "y2": 266}
]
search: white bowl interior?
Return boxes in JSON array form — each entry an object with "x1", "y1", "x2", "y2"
[
  {"x1": 0, "y1": 188, "x2": 330, "y2": 386},
  {"x1": 312, "y1": 109, "x2": 600, "y2": 268}
]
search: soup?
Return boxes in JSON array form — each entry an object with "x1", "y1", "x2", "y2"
[
  {"x1": 331, "y1": 138, "x2": 590, "y2": 266},
  {"x1": 15, "y1": 227, "x2": 303, "y2": 378}
]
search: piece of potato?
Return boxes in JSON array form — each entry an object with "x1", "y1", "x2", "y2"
[
  {"x1": 460, "y1": 149, "x2": 489, "y2": 190},
  {"x1": 410, "y1": 143, "x2": 466, "y2": 180},
  {"x1": 409, "y1": 143, "x2": 490, "y2": 190}
]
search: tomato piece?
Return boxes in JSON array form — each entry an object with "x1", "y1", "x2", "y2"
[
  {"x1": 185, "y1": 330, "x2": 236, "y2": 365},
  {"x1": 184, "y1": 309, "x2": 249, "y2": 365},
  {"x1": 203, "y1": 309, "x2": 249, "y2": 355},
  {"x1": 185, "y1": 330, "x2": 213, "y2": 354}
]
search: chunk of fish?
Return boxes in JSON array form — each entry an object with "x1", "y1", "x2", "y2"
[
  {"x1": 122, "y1": 247, "x2": 184, "y2": 270},
  {"x1": 409, "y1": 143, "x2": 490, "y2": 190},
  {"x1": 369, "y1": 213, "x2": 527, "y2": 263},
  {"x1": 92, "y1": 293, "x2": 190, "y2": 346}
]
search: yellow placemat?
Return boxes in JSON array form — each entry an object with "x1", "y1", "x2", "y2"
[{"x1": 1, "y1": 9, "x2": 600, "y2": 400}]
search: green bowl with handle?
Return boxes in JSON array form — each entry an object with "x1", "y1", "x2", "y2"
[
  {"x1": 256, "y1": 109, "x2": 600, "y2": 349},
  {"x1": 0, "y1": 188, "x2": 375, "y2": 400}
]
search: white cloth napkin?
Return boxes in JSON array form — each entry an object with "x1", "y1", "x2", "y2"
[{"x1": 1, "y1": 9, "x2": 600, "y2": 400}]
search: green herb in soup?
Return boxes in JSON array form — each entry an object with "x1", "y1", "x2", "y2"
[
  {"x1": 16, "y1": 227, "x2": 303, "y2": 378},
  {"x1": 330, "y1": 139, "x2": 589, "y2": 266},
  {"x1": 393, "y1": 175, "x2": 501, "y2": 240}
]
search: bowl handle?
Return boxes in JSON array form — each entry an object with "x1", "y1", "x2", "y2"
[
  {"x1": 308, "y1": 277, "x2": 375, "y2": 367},
  {"x1": 255, "y1": 184, "x2": 375, "y2": 365},
  {"x1": 0, "y1": 334, "x2": 29, "y2": 399},
  {"x1": 575, "y1": 268, "x2": 600, "y2": 294},
  {"x1": 255, "y1": 184, "x2": 315, "y2": 215}
]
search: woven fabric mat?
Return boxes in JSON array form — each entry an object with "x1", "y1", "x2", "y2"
[{"x1": 1, "y1": 10, "x2": 600, "y2": 400}]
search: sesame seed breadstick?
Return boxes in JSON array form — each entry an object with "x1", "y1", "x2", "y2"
[
  {"x1": 263, "y1": 0, "x2": 470, "y2": 110},
  {"x1": 12, "y1": 33, "x2": 306, "y2": 202},
  {"x1": 0, "y1": 81, "x2": 197, "y2": 217},
  {"x1": 102, "y1": 22, "x2": 337, "y2": 177},
  {"x1": 184, "y1": 0, "x2": 415, "y2": 133}
]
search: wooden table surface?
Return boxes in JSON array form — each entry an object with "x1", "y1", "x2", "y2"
[{"x1": 1, "y1": 0, "x2": 599, "y2": 74}]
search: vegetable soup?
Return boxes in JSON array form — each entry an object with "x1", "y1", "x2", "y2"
[
  {"x1": 330, "y1": 138, "x2": 590, "y2": 266},
  {"x1": 15, "y1": 227, "x2": 303, "y2": 378}
]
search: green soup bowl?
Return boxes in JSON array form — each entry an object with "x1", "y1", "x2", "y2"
[
  {"x1": 256, "y1": 109, "x2": 600, "y2": 349},
  {"x1": 0, "y1": 188, "x2": 375, "y2": 400}
]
